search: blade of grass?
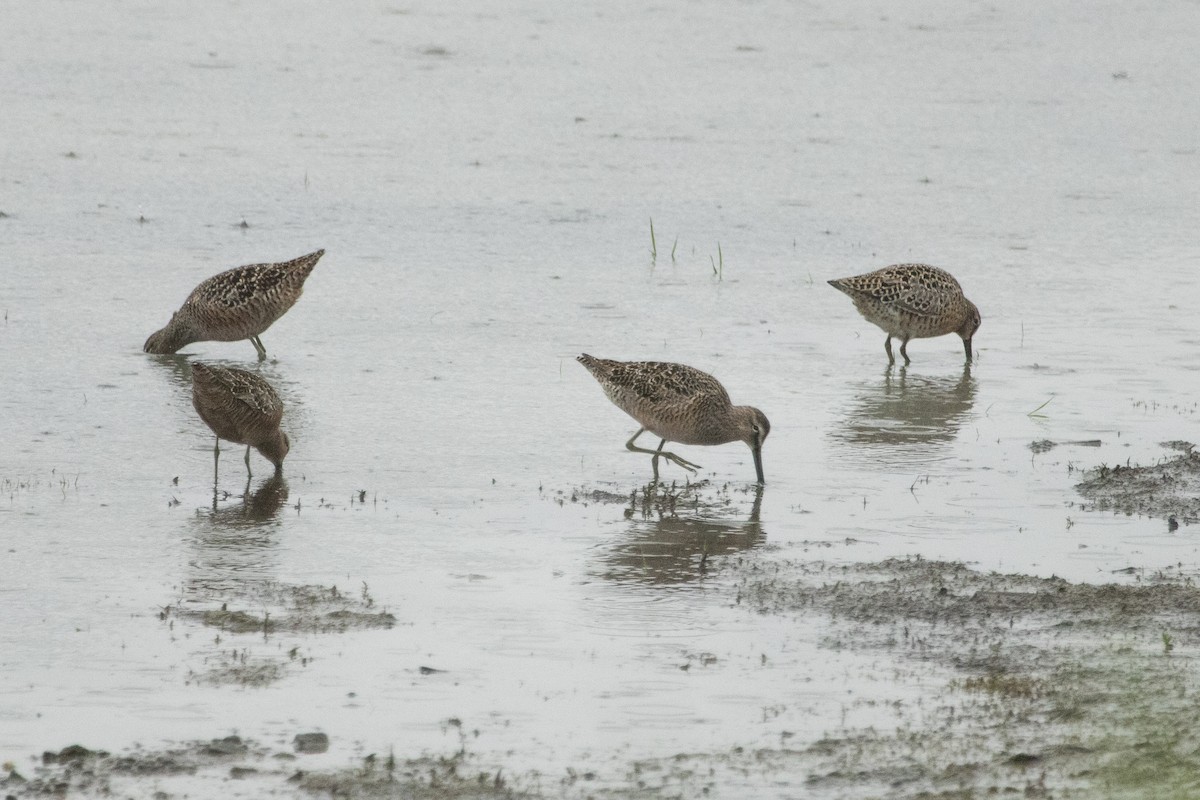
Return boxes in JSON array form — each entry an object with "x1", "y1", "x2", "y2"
[{"x1": 1027, "y1": 397, "x2": 1053, "y2": 418}]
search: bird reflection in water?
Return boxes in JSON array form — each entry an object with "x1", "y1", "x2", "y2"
[
  {"x1": 596, "y1": 481, "x2": 764, "y2": 586},
  {"x1": 144, "y1": 351, "x2": 195, "y2": 390},
  {"x1": 186, "y1": 474, "x2": 289, "y2": 595},
  {"x1": 206, "y1": 473, "x2": 290, "y2": 525},
  {"x1": 831, "y1": 363, "x2": 976, "y2": 469}
]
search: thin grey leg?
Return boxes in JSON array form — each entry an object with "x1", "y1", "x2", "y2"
[
  {"x1": 899, "y1": 338, "x2": 911, "y2": 365},
  {"x1": 244, "y1": 445, "x2": 253, "y2": 478},
  {"x1": 884, "y1": 335, "x2": 895, "y2": 364},
  {"x1": 624, "y1": 428, "x2": 701, "y2": 475},
  {"x1": 250, "y1": 335, "x2": 267, "y2": 360}
]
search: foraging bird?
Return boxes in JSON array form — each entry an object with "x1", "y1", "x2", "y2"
[
  {"x1": 144, "y1": 249, "x2": 324, "y2": 359},
  {"x1": 190, "y1": 362, "x2": 289, "y2": 480},
  {"x1": 577, "y1": 354, "x2": 770, "y2": 484},
  {"x1": 828, "y1": 263, "x2": 980, "y2": 364}
]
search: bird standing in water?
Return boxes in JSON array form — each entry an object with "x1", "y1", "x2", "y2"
[
  {"x1": 144, "y1": 249, "x2": 324, "y2": 359},
  {"x1": 577, "y1": 354, "x2": 770, "y2": 484},
  {"x1": 828, "y1": 263, "x2": 980, "y2": 364},
  {"x1": 191, "y1": 362, "x2": 289, "y2": 481}
]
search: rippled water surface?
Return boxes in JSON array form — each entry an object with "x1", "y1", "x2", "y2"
[{"x1": 2, "y1": 0, "x2": 1199, "y2": 795}]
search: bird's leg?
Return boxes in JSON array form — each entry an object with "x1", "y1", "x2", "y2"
[
  {"x1": 654, "y1": 437, "x2": 702, "y2": 476},
  {"x1": 244, "y1": 445, "x2": 253, "y2": 478},
  {"x1": 624, "y1": 429, "x2": 701, "y2": 476},
  {"x1": 250, "y1": 335, "x2": 267, "y2": 360},
  {"x1": 884, "y1": 335, "x2": 895, "y2": 364},
  {"x1": 899, "y1": 338, "x2": 912, "y2": 365}
]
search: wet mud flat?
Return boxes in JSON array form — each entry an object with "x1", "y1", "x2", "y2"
[
  {"x1": 3, "y1": 736, "x2": 528, "y2": 800},
  {"x1": 13, "y1": 548, "x2": 1200, "y2": 798},
  {"x1": 1075, "y1": 442, "x2": 1200, "y2": 526},
  {"x1": 725, "y1": 555, "x2": 1200, "y2": 799},
  {"x1": 167, "y1": 578, "x2": 396, "y2": 687}
]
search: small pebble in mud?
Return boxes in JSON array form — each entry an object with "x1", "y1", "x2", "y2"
[
  {"x1": 1168, "y1": 516, "x2": 1179, "y2": 532},
  {"x1": 42, "y1": 745, "x2": 97, "y2": 765},
  {"x1": 293, "y1": 733, "x2": 329, "y2": 754},
  {"x1": 205, "y1": 736, "x2": 247, "y2": 756}
]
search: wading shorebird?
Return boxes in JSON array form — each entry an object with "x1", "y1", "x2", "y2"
[
  {"x1": 828, "y1": 263, "x2": 981, "y2": 364},
  {"x1": 144, "y1": 249, "x2": 324, "y2": 359},
  {"x1": 191, "y1": 362, "x2": 289, "y2": 481},
  {"x1": 577, "y1": 354, "x2": 770, "y2": 484}
]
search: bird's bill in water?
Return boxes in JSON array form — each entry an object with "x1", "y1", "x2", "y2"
[
  {"x1": 753, "y1": 447, "x2": 765, "y2": 485},
  {"x1": 963, "y1": 336, "x2": 973, "y2": 362}
]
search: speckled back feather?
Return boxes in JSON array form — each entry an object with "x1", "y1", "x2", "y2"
[
  {"x1": 577, "y1": 354, "x2": 768, "y2": 448},
  {"x1": 144, "y1": 249, "x2": 324, "y2": 354},
  {"x1": 828, "y1": 263, "x2": 965, "y2": 319},
  {"x1": 579, "y1": 354, "x2": 732, "y2": 411},
  {"x1": 827, "y1": 262, "x2": 981, "y2": 358}
]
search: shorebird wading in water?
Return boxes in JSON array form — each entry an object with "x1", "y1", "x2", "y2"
[
  {"x1": 577, "y1": 354, "x2": 770, "y2": 484},
  {"x1": 144, "y1": 249, "x2": 324, "y2": 359},
  {"x1": 828, "y1": 263, "x2": 980, "y2": 364},
  {"x1": 190, "y1": 362, "x2": 289, "y2": 481}
]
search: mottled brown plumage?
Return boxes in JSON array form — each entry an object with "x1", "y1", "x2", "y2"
[
  {"x1": 828, "y1": 263, "x2": 981, "y2": 363},
  {"x1": 191, "y1": 362, "x2": 289, "y2": 478},
  {"x1": 144, "y1": 249, "x2": 324, "y2": 358},
  {"x1": 577, "y1": 354, "x2": 770, "y2": 484}
]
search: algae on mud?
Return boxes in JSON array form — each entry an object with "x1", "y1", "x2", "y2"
[{"x1": 726, "y1": 555, "x2": 1200, "y2": 799}]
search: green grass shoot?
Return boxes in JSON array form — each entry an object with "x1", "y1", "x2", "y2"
[
  {"x1": 711, "y1": 243, "x2": 723, "y2": 281},
  {"x1": 1027, "y1": 397, "x2": 1053, "y2": 418}
]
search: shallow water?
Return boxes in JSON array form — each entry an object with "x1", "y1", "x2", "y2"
[{"x1": 2, "y1": 0, "x2": 1199, "y2": 794}]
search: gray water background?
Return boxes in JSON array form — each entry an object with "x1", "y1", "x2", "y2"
[{"x1": 2, "y1": 0, "x2": 1199, "y2": 791}]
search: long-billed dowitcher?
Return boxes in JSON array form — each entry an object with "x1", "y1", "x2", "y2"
[
  {"x1": 144, "y1": 249, "x2": 324, "y2": 359},
  {"x1": 191, "y1": 362, "x2": 289, "y2": 480},
  {"x1": 828, "y1": 263, "x2": 981, "y2": 364},
  {"x1": 577, "y1": 354, "x2": 770, "y2": 484}
]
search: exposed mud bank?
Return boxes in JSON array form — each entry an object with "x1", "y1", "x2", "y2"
[
  {"x1": 163, "y1": 581, "x2": 396, "y2": 687},
  {"x1": 14, "y1": 557, "x2": 1200, "y2": 799},
  {"x1": 2, "y1": 736, "x2": 529, "y2": 800},
  {"x1": 1075, "y1": 443, "x2": 1200, "y2": 524},
  {"x1": 720, "y1": 555, "x2": 1200, "y2": 799}
]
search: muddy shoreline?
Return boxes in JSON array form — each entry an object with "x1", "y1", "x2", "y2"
[
  {"x1": 11, "y1": 530, "x2": 1200, "y2": 798},
  {"x1": 1075, "y1": 443, "x2": 1200, "y2": 527}
]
